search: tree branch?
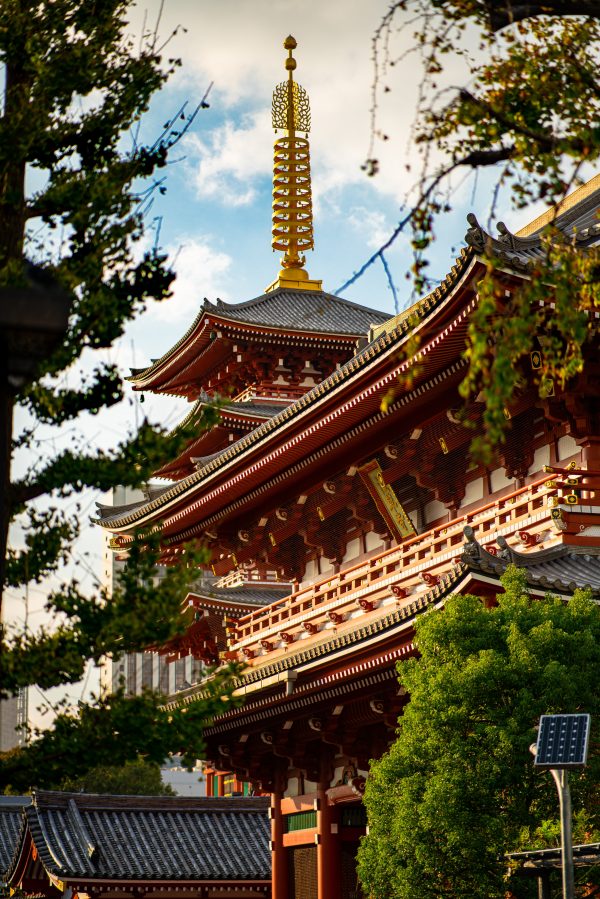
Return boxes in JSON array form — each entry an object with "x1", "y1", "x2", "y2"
[
  {"x1": 486, "y1": 1, "x2": 600, "y2": 32},
  {"x1": 458, "y1": 146, "x2": 515, "y2": 167}
]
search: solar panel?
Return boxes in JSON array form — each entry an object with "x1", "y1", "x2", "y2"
[{"x1": 534, "y1": 714, "x2": 591, "y2": 769}]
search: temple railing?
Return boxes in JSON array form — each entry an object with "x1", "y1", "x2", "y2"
[{"x1": 230, "y1": 468, "x2": 600, "y2": 658}]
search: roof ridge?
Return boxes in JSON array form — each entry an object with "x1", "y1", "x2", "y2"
[
  {"x1": 32, "y1": 790, "x2": 269, "y2": 811},
  {"x1": 217, "y1": 285, "x2": 387, "y2": 319},
  {"x1": 516, "y1": 173, "x2": 600, "y2": 237},
  {"x1": 66, "y1": 798, "x2": 98, "y2": 870}
]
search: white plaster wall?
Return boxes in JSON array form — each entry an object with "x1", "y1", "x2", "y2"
[
  {"x1": 424, "y1": 499, "x2": 446, "y2": 524},
  {"x1": 342, "y1": 537, "x2": 361, "y2": 564},
  {"x1": 304, "y1": 558, "x2": 318, "y2": 581},
  {"x1": 460, "y1": 478, "x2": 484, "y2": 507},
  {"x1": 528, "y1": 445, "x2": 551, "y2": 474},
  {"x1": 557, "y1": 435, "x2": 578, "y2": 461},
  {"x1": 320, "y1": 558, "x2": 335, "y2": 577},
  {"x1": 490, "y1": 467, "x2": 513, "y2": 492},
  {"x1": 285, "y1": 776, "x2": 302, "y2": 798},
  {"x1": 365, "y1": 531, "x2": 383, "y2": 552}
]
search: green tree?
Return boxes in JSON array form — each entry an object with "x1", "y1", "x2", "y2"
[
  {"x1": 351, "y1": 2, "x2": 600, "y2": 457},
  {"x1": 61, "y1": 757, "x2": 176, "y2": 795},
  {"x1": 0, "y1": 0, "x2": 233, "y2": 790},
  {"x1": 358, "y1": 568, "x2": 600, "y2": 899}
]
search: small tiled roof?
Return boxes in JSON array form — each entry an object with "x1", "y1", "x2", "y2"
[
  {"x1": 189, "y1": 583, "x2": 291, "y2": 609},
  {"x1": 204, "y1": 288, "x2": 389, "y2": 335},
  {"x1": 465, "y1": 180, "x2": 600, "y2": 271},
  {"x1": 0, "y1": 797, "x2": 29, "y2": 876},
  {"x1": 507, "y1": 843, "x2": 600, "y2": 870},
  {"x1": 22, "y1": 792, "x2": 270, "y2": 883},
  {"x1": 129, "y1": 288, "x2": 389, "y2": 388},
  {"x1": 462, "y1": 527, "x2": 600, "y2": 594},
  {"x1": 152, "y1": 398, "x2": 290, "y2": 480},
  {"x1": 171, "y1": 397, "x2": 288, "y2": 437},
  {"x1": 223, "y1": 401, "x2": 284, "y2": 419},
  {"x1": 95, "y1": 485, "x2": 170, "y2": 521}
]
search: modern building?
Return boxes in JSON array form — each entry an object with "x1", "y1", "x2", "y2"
[
  {"x1": 100, "y1": 486, "x2": 205, "y2": 698},
  {"x1": 97, "y1": 35, "x2": 600, "y2": 899},
  {"x1": 0, "y1": 694, "x2": 24, "y2": 752}
]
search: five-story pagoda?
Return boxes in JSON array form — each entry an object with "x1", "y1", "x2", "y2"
[{"x1": 98, "y1": 36, "x2": 600, "y2": 899}]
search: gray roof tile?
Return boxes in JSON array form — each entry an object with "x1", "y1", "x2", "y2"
[
  {"x1": 0, "y1": 797, "x2": 29, "y2": 875},
  {"x1": 23, "y1": 792, "x2": 270, "y2": 883},
  {"x1": 206, "y1": 288, "x2": 389, "y2": 335},
  {"x1": 189, "y1": 583, "x2": 291, "y2": 608},
  {"x1": 462, "y1": 528, "x2": 600, "y2": 595},
  {"x1": 465, "y1": 183, "x2": 600, "y2": 269}
]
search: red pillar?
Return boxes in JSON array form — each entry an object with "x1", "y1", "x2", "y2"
[
  {"x1": 580, "y1": 438, "x2": 600, "y2": 501},
  {"x1": 581, "y1": 437, "x2": 600, "y2": 469},
  {"x1": 271, "y1": 788, "x2": 288, "y2": 899},
  {"x1": 205, "y1": 771, "x2": 214, "y2": 797},
  {"x1": 317, "y1": 788, "x2": 341, "y2": 899}
]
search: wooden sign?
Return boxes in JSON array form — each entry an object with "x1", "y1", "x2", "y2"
[{"x1": 358, "y1": 460, "x2": 416, "y2": 541}]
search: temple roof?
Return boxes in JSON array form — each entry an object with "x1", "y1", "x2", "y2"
[
  {"x1": 172, "y1": 397, "x2": 286, "y2": 437},
  {"x1": 507, "y1": 842, "x2": 600, "y2": 871},
  {"x1": 129, "y1": 288, "x2": 389, "y2": 394},
  {"x1": 154, "y1": 398, "x2": 290, "y2": 481},
  {"x1": 221, "y1": 400, "x2": 285, "y2": 418},
  {"x1": 98, "y1": 177, "x2": 600, "y2": 534},
  {"x1": 517, "y1": 172, "x2": 600, "y2": 237},
  {"x1": 11, "y1": 791, "x2": 270, "y2": 884},
  {"x1": 464, "y1": 176, "x2": 600, "y2": 272},
  {"x1": 0, "y1": 797, "x2": 29, "y2": 875},
  {"x1": 96, "y1": 246, "x2": 478, "y2": 530},
  {"x1": 463, "y1": 528, "x2": 600, "y2": 593}
]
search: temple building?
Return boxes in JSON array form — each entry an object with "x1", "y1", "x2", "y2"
[{"x1": 97, "y1": 35, "x2": 600, "y2": 899}]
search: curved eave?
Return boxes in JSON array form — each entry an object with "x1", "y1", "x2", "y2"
[
  {"x1": 165, "y1": 398, "x2": 281, "y2": 440},
  {"x1": 97, "y1": 249, "x2": 483, "y2": 535},
  {"x1": 52, "y1": 877, "x2": 271, "y2": 890},
  {"x1": 129, "y1": 311, "x2": 377, "y2": 396},
  {"x1": 3, "y1": 816, "x2": 31, "y2": 888},
  {"x1": 155, "y1": 408, "x2": 278, "y2": 480},
  {"x1": 166, "y1": 563, "x2": 470, "y2": 712}
]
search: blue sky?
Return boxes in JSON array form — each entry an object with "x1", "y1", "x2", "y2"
[{"x1": 121, "y1": 0, "x2": 500, "y2": 391}]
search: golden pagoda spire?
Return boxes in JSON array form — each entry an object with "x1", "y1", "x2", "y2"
[{"x1": 265, "y1": 35, "x2": 322, "y2": 293}]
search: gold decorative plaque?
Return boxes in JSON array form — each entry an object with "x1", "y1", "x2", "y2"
[{"x1": 358, "y1": 460, "x2": 416, "y2": 541}]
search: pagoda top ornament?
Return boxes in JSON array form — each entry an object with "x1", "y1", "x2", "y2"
[{"x1": 265, "y1": 36, "x2": 322, "y2": 293}]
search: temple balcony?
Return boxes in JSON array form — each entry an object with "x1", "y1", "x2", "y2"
[{"x1": 227, "y1": 468, "x2": 600, "y2": 664}]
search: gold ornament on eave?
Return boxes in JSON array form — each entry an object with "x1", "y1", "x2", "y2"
[{"x1": 265, "y1": 35, "x2": 322, "y2": 293}]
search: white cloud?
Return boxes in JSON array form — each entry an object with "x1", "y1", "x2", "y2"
[
  {"x1": 185, "y1": 112, "x2": 272, "y2": 206},
  {"x1": 131, "y1": 0, "x2": 435, "y2": 204},
  {"x1": 152, "y1": 236, "x2": 232, "y2": 322},
  {"x1": 346, "y1": 207, "x2": 403, "y2": 252}
]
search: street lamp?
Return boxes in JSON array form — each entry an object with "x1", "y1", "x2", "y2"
[
  {"x1": 0, "y1": 261, "x2": 72, "y2": 609},
  {"x1": 532, "y1": 713, "x2": 591, "y2": 899}
]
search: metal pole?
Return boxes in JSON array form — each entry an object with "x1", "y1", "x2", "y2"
[
  {"x1": 551, "y1": 768, "x2": 575, "y2": 899},
  {"x1": 0, "y1": 352, "x2": 13, "y2": 613},
  {"x1": 538, "y1": 870, "x2": 552, "y2": 899}
]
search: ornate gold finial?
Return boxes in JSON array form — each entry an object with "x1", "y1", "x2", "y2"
[{"x1": 265, "y1": 35, "x2": 322, "y2": 293}]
